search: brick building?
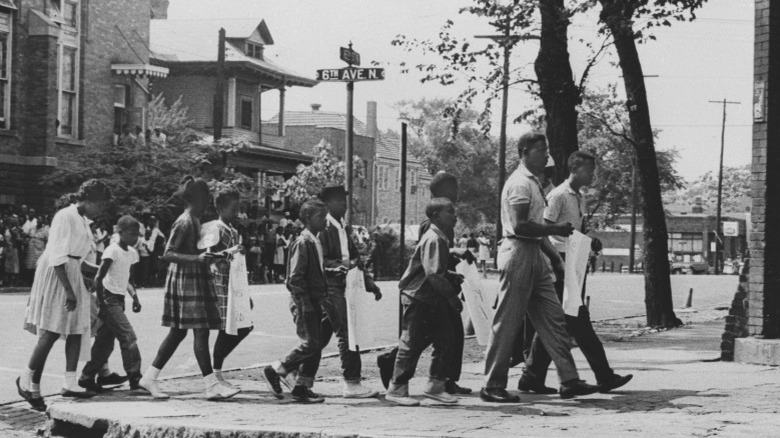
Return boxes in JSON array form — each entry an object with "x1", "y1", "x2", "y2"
[
  {"x1": 149, "y1": 17, "x2": 317, "y2": 217},
  {"x1": 265, "y1": 101, "x2": 431, "y2": 226},
  {"x1": 730, "y1": 0, "x2": 780, "y2": 365},
  {"x1": 0, "y1": 0, "x2": 163, "y2": 211}
]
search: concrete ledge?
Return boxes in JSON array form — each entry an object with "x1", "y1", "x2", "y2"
[
  {"x1": 734, "y1": 337, "x2": 780, "y2": 366},
  {"x1": 0, "y1": 153, "x2": 57, "y2": 167}
]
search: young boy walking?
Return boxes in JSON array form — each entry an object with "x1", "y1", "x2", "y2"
[
  {"x1": 263, "y1": 200, "x2": 329, "y2": 403},
  {"x1": 386, "y1": 198, "x2": 463, "y2": 406},
  {"x1": 79, "y1": 216, "x2": 144, "y2": 392}
]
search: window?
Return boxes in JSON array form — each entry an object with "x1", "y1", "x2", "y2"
[
  {"x1": 113, "y1": 85, "x2": 126, "y2": 108},
  {"x1": 395, "y1": 168, "x2": 400, "y2": 190},
  {"x1": 0, "y1": 12, "x2": 11, "y2": 130},
  {"x1": 377, "y1": 165, "x2": 390, "y2": 191},
  {"x1": 245, "y1": 43, "x2": 263, "y2": 60},
  {"x1": 58, "y1": 46, "x2": 77, "y2": 136},
  {"x1": 47, "y1": 0, "x2": 78, "y2": 28},
  {"x1": 240, "y1": 98, "x2": 253, "y2": 130}
]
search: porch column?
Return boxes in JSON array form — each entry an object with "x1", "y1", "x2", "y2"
[
  {"x1": 257, "y1": 85, "x2": 263, "y2": 145},
  {"x1": 227, "y1": 77, "x2": 236, "y2": 127},
  {"x1": 278, "y1": 86, "x2": 285, "y2": 137}
]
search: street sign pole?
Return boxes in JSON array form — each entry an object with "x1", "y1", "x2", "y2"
[{"x1": 346, "y1": 80, "x2": 354, "y2": 226}]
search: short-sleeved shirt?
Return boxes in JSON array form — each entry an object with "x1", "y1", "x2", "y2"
[
  {"x1": 101, "y1": 243, "x2": 140, "y2": 295},
  {"x1": 545, "y1": 180, "x2": 586, "y2": 253},
  {"x1": 501, "y1": 164, "x2": 547, "y2": 239}
]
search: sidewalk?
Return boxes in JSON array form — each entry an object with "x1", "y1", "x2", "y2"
[{"x1": 36, "y1": 315, "x2": 780, "y2": 438}]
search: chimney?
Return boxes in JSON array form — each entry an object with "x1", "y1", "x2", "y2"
[
  {"x1": 692, "y1": 197, "x2": 704, "y2": 214},
  {"x1": 311, "y1": 103, "x2": 321, "y2": 111},
  {"x1": 150, "y1": 0, "x2": 169, "y2": 19},
  {"x1": 366, "y1": 101, "x2": 378, "y2": 139}
]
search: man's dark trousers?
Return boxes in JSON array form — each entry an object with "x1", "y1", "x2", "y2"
[{"x1": 523, "y1": 255, "x2": 615, "y2": 385}]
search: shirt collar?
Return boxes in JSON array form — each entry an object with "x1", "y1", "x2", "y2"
[
  {"x1": 428, "y1": 223, "x2": 449, "y2": 243},
  {"x1": 326, "y1": 213, "x2": 344, "y2": 230},
  {"x1": 301, "y1": 228, "x2": 318, "y2": 242},
  {"x1": 562, "y1": 180, "x2": 581, "y2": 197}
]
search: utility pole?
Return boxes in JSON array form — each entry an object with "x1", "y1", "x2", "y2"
[
  {"x1": 708, "y1": 98, "x2": 740, "y2": 275},
  {"x1": 213, "y1": 28, "x2": 226, "y2": 141},
  {"x1": 399, "y1": 123, "x2": 408, "y2": 337},
  {"x1": 475, "y1": 27, "x2": 532, "y2": 267},
  {"x1": 345, "y1": 78, "x2": 354, "y2": 225},
  {"x1": 628, "y1": 151, "x2": 638, "y2": 273}
]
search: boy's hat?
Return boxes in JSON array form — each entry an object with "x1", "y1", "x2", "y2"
[{"x1": 319, "y1": 181, "x2": 347, "y2": 201}]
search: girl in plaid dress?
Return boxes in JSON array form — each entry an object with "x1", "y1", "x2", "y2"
[
  {"x1": 207, "y1": 189, "x2": 254, "y2": 387},
  {"x1": 139, "y1": 177, "x2": 239, "y2": 401}
]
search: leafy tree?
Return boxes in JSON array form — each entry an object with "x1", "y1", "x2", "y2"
[
  {"x1": 397, "y1": 98, "x2": 500, "y2": 228},
  {"x1": 579, "y1": 86, "x2": 684, "y2": 229},
  {"x1": 665, "y1": 165, "x2": 751, "y2": 214}
]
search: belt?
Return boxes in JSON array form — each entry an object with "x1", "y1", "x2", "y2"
[
  {"x1": 505, "y1": 236, "x2": 542, "y2": 244},
  {"x1": 67, "y1": 255, "x2": 82, "y2": 260}
]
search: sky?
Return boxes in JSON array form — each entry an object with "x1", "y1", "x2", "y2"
[{"x1": 166, "y1": 0, "x2": 755, "y2": 181}]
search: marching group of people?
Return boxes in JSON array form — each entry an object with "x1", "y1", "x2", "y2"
[{"x1": 15, "y1": 131, "x2": 632, "y2": 412}]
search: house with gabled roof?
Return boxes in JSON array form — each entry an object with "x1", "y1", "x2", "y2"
[
  {"x1": 149, "y1": 16, "x2": 318, "y2": 216},
  {"x1": 265, "y1": 101, "x2": 431, "y2": 226}
]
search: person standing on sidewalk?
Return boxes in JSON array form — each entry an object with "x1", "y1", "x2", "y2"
[
  {"x1": 477, "y1": 231, "x2": 491, "y2": 278},
  {"x1": 19, "y1": 180, "x2": 112, "y2": 411},
  {"x1": 79, "y1": 215, "x2": 144, "y2": 393},
  {"x1": 262, "y1": 200, "x2": 329, "y2": 404},
  {"x1": 519, "y1": 151, "x2": 633, "y2": 395},
  {"x1": 317, "y1": 183, "x2": 382, "y2": 399},
  {"x1": 138, "y1": 176, "x2": 238, "y2": 401},
  {"x1": 386, "y1": 198, "x2": 462, "y2": 406},
  {"x1": 481, "y1": 133, "x2": 599, "y2": 403}
]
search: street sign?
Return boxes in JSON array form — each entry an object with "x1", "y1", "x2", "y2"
[
  {"x1": 316, "y1": 68, "x2": 385, "y2": 82},
  {"x1": 723, "y1": 221, "x2": 739, "y2": 237},
  {"x1": 340, "y1": 46, "x2": 361, "y2": 66}
]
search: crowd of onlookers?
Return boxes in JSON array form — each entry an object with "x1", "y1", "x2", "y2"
[{"x1": 0, "y1": 205, "x2": 53, "y2": 287}]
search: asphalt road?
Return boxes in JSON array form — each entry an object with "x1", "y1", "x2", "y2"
[{"x1": 0, "y1": 273, "x2": 737, "y2": 404}]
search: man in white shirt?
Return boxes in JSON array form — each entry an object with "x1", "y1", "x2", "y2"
[
  {"x1": 22, "y1": 208, "x2": 38, "y2": 236},
  {"x1": 151, "y1": 128, "x2": 167, "y2": 147},
  {"x1": 519, "y1": 150, "x2": 632, "y2": 396}
]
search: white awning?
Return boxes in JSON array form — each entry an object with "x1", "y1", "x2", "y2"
[
  {"x1": 111, "y1": 63, "x2": 169, "y2": 78},
  {"x1": 0, "y1": 0, "x2": 17, "y2": 10}
]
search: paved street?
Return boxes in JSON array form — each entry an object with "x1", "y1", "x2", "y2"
[{"x1": 0, "y1": 273, "x2": 737, "y2": 405}]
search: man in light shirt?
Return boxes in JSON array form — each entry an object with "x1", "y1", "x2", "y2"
[{"x1": 519, "y1": 150, "x2": 633, "y2": 395}]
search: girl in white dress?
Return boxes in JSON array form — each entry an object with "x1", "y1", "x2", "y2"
[{"x1": 17, "y1": 180, "x2": 111, "y2": 411}]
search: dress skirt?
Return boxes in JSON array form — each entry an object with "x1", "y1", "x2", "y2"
[
  {"x1": 162, "y1": 261, "x2": 221, "y2": 329},
  {"x1": 23, "y1": 257, "x2": 92, "y2": 361}
]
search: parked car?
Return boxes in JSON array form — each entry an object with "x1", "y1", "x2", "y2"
[{"x1": 671, "y1": 260, "x2": 709, "y2": 275}]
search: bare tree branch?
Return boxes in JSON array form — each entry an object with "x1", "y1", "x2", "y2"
[{"x1": 578, "y1": 34, "x2": 614, "y2": 92}]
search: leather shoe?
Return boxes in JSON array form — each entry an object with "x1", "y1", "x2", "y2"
[
  {"x1": 598, "y1": 374, "x2": 633, "y2": 393},
  {"x1": 377, "y1": 349, "x2": 397, "y2": 390},
  {"x1": 517, "y1": 375, "x2": 557, "y2": 395},
  {"x1": 445, "y1": 380, "x2": 473, "y2": 395},
  {"x1": 559, "y1": 379, "x2": 599, "y2": 399},
  {"x1": 480, "y1": 387, "x2": 520, "y2": 403}
]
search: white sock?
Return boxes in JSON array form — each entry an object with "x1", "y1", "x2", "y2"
[
  {"x1": 272, "y1": 361, "x2": 287, "y2": 376},
  {"x1": 143, "y1": 366, "x2": 162, "y2": 382},
  {"x1": 203, "y1": 373, "x2": 219, "y2": 389},
  {"x1": 20, "y1": 368, "x2": 34, "y2": 391},
  {"x1": 63, "y1": 372, "x2": 82, "y2": 391},
  {"x1": 99, "y1": 364, "x2": 112, "y2": 377},
  {"x1": 30, "y1": 383, "x2": 41, "y2": 398},
  {"x1": 213, "y1": 369, "x2": 223, "y2": 381}
]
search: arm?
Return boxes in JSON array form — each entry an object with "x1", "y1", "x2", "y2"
[
  {"x1": 319, "y1": 227, "x2": 348, "y2": 274},
  {"x1": 93, "y1": 258, "x2": 113, "y2": 304},
  {"x1": 420, "y1": 237, "x2": 459, "y2": 301},
  {"x1": 509, "y1": 203, "x2": 573, "y2": 238},
  {"x1": 285, "y1": 241, "x2": 310, "y2": 299},
  {"x1": 54, "y1": 265, "x2": 78, "y2": 311},
  {"x1": 163, "y1": 219, "x2": 212, "y2": 265}
]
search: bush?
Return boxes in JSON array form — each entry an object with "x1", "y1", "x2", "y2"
[{"x1": 367, "y1": 226, "x2": 414, "y2": 281}]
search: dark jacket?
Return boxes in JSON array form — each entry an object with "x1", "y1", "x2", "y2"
[
  {"x1": 318, "y1": 216, "x2": 378, "y2": 292},
  {"x1": 285, "y1": 230, "x2": 327, "y2": 299}
]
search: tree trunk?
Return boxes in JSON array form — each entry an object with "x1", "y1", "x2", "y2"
[
  {"x1": 535, "y1": 0, "x2": 581, "y2": 184},
  {"x1": 599, "y1": 0, "x2": 681, "y2": 328}
]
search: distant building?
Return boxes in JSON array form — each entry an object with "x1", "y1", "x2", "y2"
[
  {"x1": 0, "y1": 0, "x2": 163, "y2": 211},
  {"x1": 592, "y1": 197, "x2": 749, "y2": 271},
  {"x1": 265, "y1": 101, "x2": 431, "y2": 226},
  {"x1": 149, "y1": 17, "x2": 318, "y2": 218}
]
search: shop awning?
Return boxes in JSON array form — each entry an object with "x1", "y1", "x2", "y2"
[{"x1": 111, "y1": 63, "x2": 169, "y2": 78}]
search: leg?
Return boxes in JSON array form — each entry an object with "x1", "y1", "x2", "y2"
[
  {"x1": 101, "y1": 296, "x2": 142, "y2": 377},
  {"x1": 81, "y1": 318, "x2": 117, "y2": 380},
  {"x1": 320, "y1": 287, "x2": 362, "y2": 382},
  {"x1": 192, "y1": 329, "x2": 213, "y2": 377},
  {"x1": 64, "y1": 334, "x2": 82, "y2": 372},
  {"x1": 429, "y1": 303, "x2": 457, "y2": 383},
  {"x1": 280, "y1": 298, "x2": 322, "y2": 388},
  {"x1": 151, "y1": 328, "x2": 187, "y2": 370},
  {"x1": 441, "y1": 305, "x2": 464, "y2": 383},
  {"x1": 483, "y1": 242, "x2": 535, "y2": 390},
  {"x1": 213, "y1": 327, "x2": 253, "y2": 370},
  {"x1": 391, "y1": 300, "x2": 434, "y2": 386},
  {"x1": 522, "y1": 331, "x2": 553, "y2": 383},
  {"x1": 27, "y1": 330, "x2": 60, "y2": 384},
  {"x1": 568, "y1": 306, "x2": 614, "y2": 384}
]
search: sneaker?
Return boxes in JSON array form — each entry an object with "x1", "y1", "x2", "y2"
[
  {"x1": 444, "y1": 380, "x2": 473, "y2": 395},
  {"x1": 291, "y1": 385, "x2": 325, "y2": 404},
  {"x1": 598, "y1": 374, "x2": 633, "y2": 393},
  {"x1": 78, "y1": 377, "x2": 104, "y2": 393},
  {"x1": 385, "y1": 393, "x2": 421, "y2": 406},
  {"x1": 262, "y1": 366, "x2": 284, "y2": 399},
  {"x1": 206, "y1": 382, "x2": 240, "y2": 401},
  {"x1": 97, "y1": 373, "x2": 129, "y2": 387},
  {"x1": 343, "y1": 381, "x2": 379, "y2": 399},
  {"x1": 214, "y1": 373, "x2": 236, "y2": 389},
  {"x1": 137, "y1": 376, "x2": 170, "y2": 399},
  {"x1": 129, "y1": 374, "x2": 143, "y2": 391},
  {"x1": 61, "y1": 388, "x2": 97, "y2": 399},
  {"x1": 423, "y1": 390, "x2": 458, "y2": 404},
  {"x1": 517, "y1": 375, "x2": 558, "y2": 395},
  {"x1": 479, "y1": 387, "x2": 520, "y2": 403},
  {"x1": 559, "y1": 379, "x2": 599, "y2": 400}
]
